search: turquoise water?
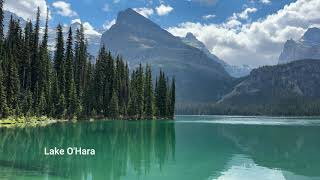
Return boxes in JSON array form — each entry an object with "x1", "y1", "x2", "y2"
[{"x1": 0, "y1": 116, "x2": 320, "y2": 180}]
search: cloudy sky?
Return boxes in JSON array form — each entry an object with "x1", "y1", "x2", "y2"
[{"x1": 3, "y1": 0, "x2": 320, "y2": 66}]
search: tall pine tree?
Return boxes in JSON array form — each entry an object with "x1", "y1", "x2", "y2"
[
  {"x1": 30, "y1": 8, "x2": 41, "y2": 99},
  {"x1": 144, "y1": 64, "x2": 154, "y2": 119},
  {"x1": 39, "y1": 8, "x2": 51, "y2": 114},
  {"x1": 0, "y1": 63, "x2": 8, "y2": 118},
  {"x1": 54, "y1": 24, "x2": 65, "y2": 98}
]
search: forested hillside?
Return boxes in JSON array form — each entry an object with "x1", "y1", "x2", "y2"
[
  {"x1": 0, "y1": 1, "x2": 175, "y2": 120},
  {"x1": 177, "y1": 60, "x2": 320, "y2": 116}
]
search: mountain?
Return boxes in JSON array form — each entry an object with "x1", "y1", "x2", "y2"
[
  {"x1": 219, "y1": 60, "x2": 320, "y2": 114},
  {"x1": 4, "y1": 11, "x2": 26, "y2": 34},
  {"x1": 3, "y1": 11, "x2": 100, "y2": 58},
  {"x1": 181, "y1": 32, "x2": 252, "y2": 77},
  {"x1": 101, "y1": 8, "x2": 233, "y2": 103},
  {"x1": 47, "y1": 21, "x2": 101, "y2": 58},
  {"x1": 68, "y1": 22, "x2": 101, "y2": 58},
  {"x1": 181, "y1": 33, "x2": 223, "y2": 64},
  {"x1": 279, "y1": 27, "x2": 320, "y2": 64}
]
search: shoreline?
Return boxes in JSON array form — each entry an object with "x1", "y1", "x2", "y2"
[
  {"x1": 0, "y1": 116, "x2": 67, "y2": 128},
  {"x1": 0, "y1": 116, "x2": 175, "y2": 128}
]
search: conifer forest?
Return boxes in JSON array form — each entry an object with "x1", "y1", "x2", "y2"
[{"x1": 0, "y1": 1, "x2": 175, "y2": 120}]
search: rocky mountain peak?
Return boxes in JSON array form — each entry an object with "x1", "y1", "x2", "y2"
[
  {"x1": 301, "y1": 27, "x2": 320, "y2": 43},
  {"x1": 279, "y1": 27, "x2": 320, "y2": 64},
  {"x1": 185, "y1": 32, "x2": 197, "y2": 40},
  {"x1": 101, "y1": 8, "x2": 232, "y2": 103},
  {"x1": 116, "y1": 8, "x2": 157, "y2": 29}
]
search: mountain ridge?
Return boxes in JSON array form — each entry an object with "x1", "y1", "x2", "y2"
[
  {"x1": 219, "y1": 59, "x2": 320, "y2": 107},
  {"x1": 101, "y1": 8, "x2": 233, "y2": 103},
  {"x1": 180, "y1": 32, "x2": 252, "y2": 77},
  {"x1": 279, "y1": 27, "x2": 320, "y2": 64}
]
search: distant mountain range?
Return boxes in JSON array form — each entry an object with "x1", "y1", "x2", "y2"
[
  {"x1": 101, "y1": 8, "x2": 234, "y2": 103},
  {"x1": 181, "y1": 32, "x2": 252, "y2": 78},
  {"x1": 279, "y1": 27, "x2": 320, "y2": 64},
  {"x1": 218, "y1": 59, "x2": 320, "y2": 115}
]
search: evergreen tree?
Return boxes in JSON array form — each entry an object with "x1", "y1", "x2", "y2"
[
  {"x1": 102, "y1": 52, "x2": 114, "y2": 116},
  {"x1": 128, "y1": 70, "x2": 138, "y2": 118},
  {"x1": 136, "y1": 64, "x2": 144, "y2": 118},
  {"x1": 37, "y1": 90, "x2": 46, "y2": 116},
  {"x1": 83, "y1": 61, "x2": 94, "y2": 116},
  {"x1": 74, "y1": 25, "x2": 87, "y2": 99},
  {"x1": 0, "y1": 0, "x2": 4, "y2": 42},
  {"x1": 57, "y1": 94, "x2": 66, "y2": 119},
  {"x1": 169, "y1": 77, "x2": 175, "y2": 118},
  {"x1": 109, "y1": 91, "x2": 119, "y2": 119},
  {"x1": 21, "y1": 21, "x2": 33, "y2": 90},
  {"x1": 93, "y1": 47, "x2": 107, "y2": 114},
  {"x1": 39, "y1": 8, "x2": 51, "y2": 114},
  {"x1": 5, "y1": 17, "x2": 19, "y2": 60},
  {"x1": 51, "y1": 72, "x2": 60, "y2": 118},
  {"x1": 64, "y1": 26, "x2": 81, "y2": 118},
  {"x1": 0, "y1": 64, "x2": 8, "y2": 118},
  {"x1": 54, "y1": 24, "x2": 65, "y2": 98},
  {"x1": 144, "y1": 64, "x2": 154, "y2": 119},
  {"x1": 21, "y1": 89, "x2": 32, "y2": 116},
  {"x1": 31, "y1": 7, "x2": 41, "y2": 96},
  {"x1": 155, "y1": 70, "x2": 167, "y2": 118},
  {"x1": 67, "y1": 83, "x2": 80, "y2": 119},
  {"x1": 5, "y1": 54, "x2": 20, "y2": 114},
  {"x1": 65, "y1": 27, "x2": 76, "y2": 117}
]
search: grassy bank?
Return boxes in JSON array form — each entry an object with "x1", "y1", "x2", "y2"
[{"x1": 0, "y1": 116, "x2": 65, "y2": 128}]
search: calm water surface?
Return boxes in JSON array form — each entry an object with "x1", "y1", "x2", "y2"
[{"x1": 0, "y1": 116, "x2": 320, "y2": 180}]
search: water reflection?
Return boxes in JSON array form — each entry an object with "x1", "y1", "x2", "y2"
[
  {"x1": 216, "y1": 125, "x2": 320, "y2": 178},
  {"x1": 0, "y1": 117, "x2": 320, "y2": 180},
  {"x1": 173, "y1": 117, "x2": 320, "y2": 180},
  {"x1": 0, "y1": 120, "x2": 176, "y2": 179}
]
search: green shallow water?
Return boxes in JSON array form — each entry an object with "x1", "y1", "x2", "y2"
[{"x1": 1, "y1": 116, "x2": 320, "y2": 180}]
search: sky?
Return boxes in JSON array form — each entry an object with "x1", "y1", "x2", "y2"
[{"x1": 3, "y1": 0, "x2": 320, "y2": 67}]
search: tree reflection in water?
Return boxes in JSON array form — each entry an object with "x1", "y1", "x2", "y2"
[{"x1": 0, "y1": 120, "x2": 176, "y2": 180}]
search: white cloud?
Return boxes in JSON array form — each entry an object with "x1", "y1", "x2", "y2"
[
  {"x1": 260, "y1": 0, "x2": 271, "y2": 4},
  {"x1": 224, "y1": 19, "x2": 242, "y2": 29},
  {"x1": 238, "y1": 8, "x2": 257, "y2": 19},
  {"x1": 203, "y1": 14, "x2": 216, "y2": 20},
  {"x1": 83, "y1": 22, "x2": 101, "y2": 36},
  {"x1": 113, "y1": 0, "x2": 120, "y2": 3},
  {"x1": 222, "y1": 7, "x2": 257, "y2": 29},
  {"x1": 168, "y1": 0, "x2": 320, "y2": 67},
  {"x1": 70, "y1": 19, "x2": 101, "y2": 37},
  {"x1": 71, "y1": 19, "x2": 81, "y2": 24},
  {"x1": 3, "y1": 0, "x2": 50, "y2": 20},
  {"x1": 156, "y1": 4, "x2": 173, "y2": 16},
  {"x1": 133, "y1": 7, "x2": 154, "y2": 18},
  {"x1": 103, "y1": 4, "x2": 110, "y2": 12},
  {"x1": 52, "y1": 1, "x2": 78, "y2": 17},
  {"x1": 103, "y1": 19, "x2": 116, "y2": 30}
]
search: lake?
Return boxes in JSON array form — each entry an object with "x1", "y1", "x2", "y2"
[{"x1": 0, "y1": 116, "x2": 320, "y2": 180}]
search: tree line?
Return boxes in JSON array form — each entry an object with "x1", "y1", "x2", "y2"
[{"x1": 0, "y1": 1, "x2": 175, "y2": 120}]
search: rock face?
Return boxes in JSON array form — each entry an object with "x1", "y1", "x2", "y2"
[
  {"x1": 101, "y1": 8, "x2": 233, "y2": 103},
  {"x1": 220, "y1": 60, "x2": 320, "y2": 106},
  {"x1": 181, "y1": 32, "x2": 252, "y2": 77},
  {"x1": 279, "y1": 27, "x2": 320, "y2": 64},
  {"x1": 181, "y1": 33, "x2": 223, "y2": 64}
]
